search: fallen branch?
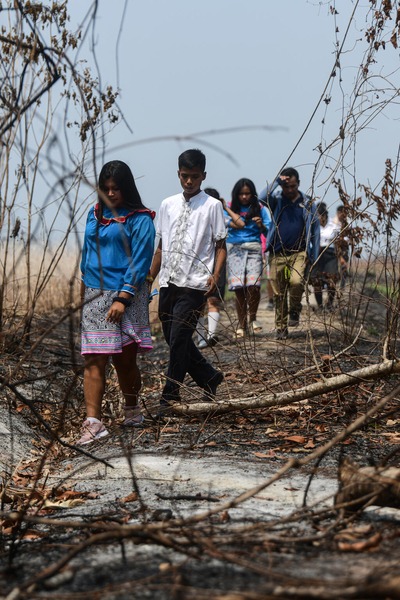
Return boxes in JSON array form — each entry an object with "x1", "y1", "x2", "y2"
[
  {"x1": 171, "y1": 359, "x2": 400, "y2": 415},
  {"x1": 155, "y1": 493, "x2": 220, "y2": 502},
  {"x1": 336, "y1": 459, "x2": 400, "y2": 511}
]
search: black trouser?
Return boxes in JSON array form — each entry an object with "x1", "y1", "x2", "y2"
[{"x1": 159, "y1": 284, "x2": 220, "y2": 402}]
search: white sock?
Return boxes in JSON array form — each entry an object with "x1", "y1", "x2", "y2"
[
  {"x1": 196, "y1": 315, "x2": 207, "y2": 343},
  {"x1": 208, "y1": 312, "x2": 220, "y2": 337}
]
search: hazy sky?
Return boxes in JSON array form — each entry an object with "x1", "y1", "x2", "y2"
[{"x1": 69, "y1": 1, "x2": 399, "y2": 228}]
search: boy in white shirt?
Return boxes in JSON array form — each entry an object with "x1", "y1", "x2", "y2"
[{"x1": 149, "y1": 149, "x2": 227, "y2": 411}]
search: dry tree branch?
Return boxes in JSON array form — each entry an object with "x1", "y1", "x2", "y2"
[
  {"x1": 105, "y1": 125, "x2": 288, "y2": 168},
  {"x1": 171, "y1": 359, "x2": 400, "y2": 416}
]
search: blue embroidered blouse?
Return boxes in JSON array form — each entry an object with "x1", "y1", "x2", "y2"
[{"x1": 80, "y1": 206, "x2": 156, "y2": 295}]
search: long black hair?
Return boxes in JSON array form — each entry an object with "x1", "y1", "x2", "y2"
[
  {"x1": 97, "y1": 160, "x2": 146, "y2": 218},
  {"x1": 231, "y1": 178, "x2": 261, "y2": 220}
]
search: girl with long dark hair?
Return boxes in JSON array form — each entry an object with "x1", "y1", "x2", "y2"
[
  {"x1": 77, "y1": 160, "x2": 155, "y2": 444},
  {"x1": 225, "y1": 178, "x2": 270, "y2": 337}
]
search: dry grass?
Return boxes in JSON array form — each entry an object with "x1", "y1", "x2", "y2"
[
  {"x1": 0, "y1": 243, "x2": 163, "y2": 335},
  {"x1": 1, "y1": 243, "x2": 81, "y2": 316}
]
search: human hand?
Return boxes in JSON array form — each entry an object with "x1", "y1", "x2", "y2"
[
  {"x1": 205, "y1": 275, "x2": 217, "y2": 297},
  {"x1": 220, "y1": 197, "x2": 227, "y2": 211},
  {"x1": 278, "y1": 175, "x2": 290, "y2": 186},
  {"x1": 106, "y1": 301, "x2": 125, "y2": 324},
  {"x1": 252, "y1": 216, "x2": 263, "y2": 229}
]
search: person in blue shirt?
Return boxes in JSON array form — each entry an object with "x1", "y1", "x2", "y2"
[
  {"x1": 259, "y1": 167, "x2": 320, "y2": 340},
  {"x1": 225, "y1": 178, "x2": 271, "y2": 337},
  {"x1": 77, "y1": 160, "x2": 156, "y2": 444}
]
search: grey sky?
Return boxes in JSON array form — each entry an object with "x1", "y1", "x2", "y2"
[{"x1": 71, "y1": 1, "x2": 400, "y2": 224}]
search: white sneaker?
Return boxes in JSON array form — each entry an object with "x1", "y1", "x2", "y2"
[
  {"x1": 198, "y1": 339, "x2": 208, "y2": 349},
  {"x1": 250, "y1": 320, "x2": 263, "y2": 333}
]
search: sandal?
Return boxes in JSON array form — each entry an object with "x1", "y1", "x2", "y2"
[{"x1": 123, "y1": 407, "x2": 145, "y2": 427}]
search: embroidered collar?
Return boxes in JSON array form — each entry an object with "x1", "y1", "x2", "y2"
[{"x1": 94, "y1": 203, "x2": 155, "y2": 225}]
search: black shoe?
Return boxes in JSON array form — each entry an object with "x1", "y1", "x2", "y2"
[
  {"x1": 157, "y1": 396, "x2": 180, "y2": 418},
  {"x1": 207, "y1": 334, "x2": 219, "y2": 347},
  {"x1": 288, "y1": 312, "x2": 299, "y2": 327},
  {"x1": 275, "y1": 328, "x2": 288, "y2": 340},
  {"x1": 203, "y1": 371, "x2": 224, "y2": 401},
  {"x1": 157, "y1": 399, "x2": 171, "y2": 419}
]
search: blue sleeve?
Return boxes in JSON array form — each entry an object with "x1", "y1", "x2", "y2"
[
  {"x1": 80, "y1": 210, "x2": 93, "y2": 278},
  {"x1": 121, "y1": 213, "x2": 156, "y2": 295},
  {"x1": 258, "y1": 179, "x2": 281, "y2": 206},
  {"x1": 80, "y1": 237, "x2": 87, "y2": 278},
  {"x1": 261, "y1": 206, "x2": 271, "y2": 230}
]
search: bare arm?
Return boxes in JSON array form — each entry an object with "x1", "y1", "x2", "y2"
[
  {"x1": 205, "y1": 239, "x2": 227, "y2": 297},
  {"x1": 222, "y1": 198, "x2": 245, "y2": 229},
  {"x1": 148, "y1": 239, "x2": 162, "y2": 280},
  {"x1": 80, "y1": 279, "x2": 85, "y2": 301}
]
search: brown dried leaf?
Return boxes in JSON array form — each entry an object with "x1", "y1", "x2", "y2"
[
  {"x1": 86, "y1": 492, "x2": 100, "y2": 499},
  {"x1": 219, "y1": 510, "x2": 230, "y2": 523},
  {"x1": 337, "y1": 532, "x2": 382, "y2": 552},
  {"x1": 56, "y1": 489, "x2": 85, "y2": 500},
  {"x1": 161, "y1": 426, "x2": 180, "y2": 434},
  {"x1": 121, "y1": 492, "x2": 138, "y2": 503},
  {"x1": 341, "y1": 438, "x2": 354, "y2": 445},
  {"x1": 44, "y1": 498, "x2": 85, "y2": 509},
  {"x1": 285, "y1": 435, "x2": 306, "y2": 444},
  {"x1": 253, "y1": 450, "x2": 276, "y2": 459},
  {"x1": 22, "y1": 530, "x2": 45, "y2": 540},
  {"x1": 335, "y1": 524, "x2": 373, "y2": 541}
]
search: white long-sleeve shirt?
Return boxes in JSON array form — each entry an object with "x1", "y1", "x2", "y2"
[{"x1": 156, "y1": 190, "x2": 226, "y2": 290}]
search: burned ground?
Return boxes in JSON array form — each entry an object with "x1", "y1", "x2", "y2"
[{"x1": 1, "y1": 287, "x2": 400, "y2": 599}]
